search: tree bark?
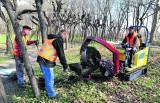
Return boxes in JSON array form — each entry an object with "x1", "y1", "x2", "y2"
[
  {"x1": 0, "y1": 77, "x2": 7, "y2": 103},
  {"x1": 35, "y1": 0, "x2": 47, "y2": 43},
  {"x1": 150, "y1": 0, "x2": 160, "y2": 43},
  {"x1": 2, "y1": 0, "x2": 40, "y2": 98},
  {"x1": 149, "y1": 0, "x2": 160, "y2": 43},
  {"x1": 6, "y1": 19, "x2": 13, "y2": 54},
  {"x1": 0, "y1": 7, "x2": 13, "y2": 54}
]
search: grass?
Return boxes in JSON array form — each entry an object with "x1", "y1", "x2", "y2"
[
  {"x1": 0, "y1": 57, "x2": 11, "y2": 64},
  {"x1": 0, "y1": 34, "x2": 7, "y2": 44},
  {"x1": 0, "y1": 34, "x2": 37, "y2": 44},
  {"x1": 0, "y1": 34, "x2": 12, "y2": 63},
  {"x1": 2, "y1": 42, "x2": 160, "y2": 103},
  {"x1": 0, "y1": 44, "x2": 12, "y2": 64},
  {"x1": 0, "y1": 33, "x2": 38, "y2": 64}
]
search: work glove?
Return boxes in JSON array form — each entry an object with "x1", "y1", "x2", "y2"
[
  {"x1": 122, "y1": 43, "x2": 129, "y2": 48},
  {"x1": 133, "y1": 47, "x2": 137, "y2": 52},
  {"x1": 34, "y1": 40, "x2": 39, "y2": 46},
  {"x1": 126, "y1": 48, "x2": 132, "y2": 51}
]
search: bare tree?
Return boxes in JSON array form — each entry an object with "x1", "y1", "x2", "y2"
[
  {"x1": 35, "y1": 0, "x2": 47, "y2": 43},
  {"x1": 0, "y1": 5, "x2": 13, "y2": 54},
  {"x1": 150, "y1": 0, "x2": 160, "y2": 43},
  {"x1": 0, "y1": 0, "x2": 40, "y2": 98},
  {"x1": 5, "y1": 18, "x2": 13, "y2": 54}
]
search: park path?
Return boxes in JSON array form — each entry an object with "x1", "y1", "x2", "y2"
[
  {"x1": 0, "y1": 49, "x2": 39, "y2": 70},
  {"x1": 0, "y1": 49, "x2": 39, "y2": 103}
]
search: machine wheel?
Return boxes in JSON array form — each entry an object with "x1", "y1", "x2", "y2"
[{"x1": 80, "y1": 46, "x2": 101, "y2": 77}]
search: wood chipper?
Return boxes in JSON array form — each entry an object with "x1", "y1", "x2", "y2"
[{"x1": 69, "y1": 26, "x2": 150, "y2": 81}]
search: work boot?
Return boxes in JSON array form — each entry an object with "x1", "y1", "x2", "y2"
[
  {"x1": 49, "y1": 93, "x2": 61, "y2": 99},
  {"x1": 128, "y1": 64, "x2": 133, "y2": 68}
]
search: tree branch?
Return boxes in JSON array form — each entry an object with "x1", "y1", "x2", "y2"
[
  {"x1": 17, "y1": 9, "x2": 38, "y2": 18},
  {"x1": 0, "y1": 10, "x2": 6, "y2": 22},
  {"x1": 30, "y1": 18, "x2": 39, "y2": 25},
  {"x1": 140, "y1": 1, "x2": 154, "y2": 20},
  {"x1": 32, "y1": 15, "x2": 39, "y2": 21},
  {"x1": 13, "y1": 0, "x2": 17, "y2": 11}
]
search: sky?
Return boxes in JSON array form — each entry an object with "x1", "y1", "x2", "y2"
[
  {"x1": 1, "y1": 0, "x2": 159, "y2": 33},
  {"x1": 17, "y1": 0, "x2": 29, "y2": 4}
]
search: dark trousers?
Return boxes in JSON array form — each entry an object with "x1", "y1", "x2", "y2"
[
  {"x1": 14, "y1": 56, "x2": 25, "y2": 85},
  {"x1": 128, "y1": 50, "x2": 134, "y2": 65},
  {"x1": 128, "y1": 47, "x2": 139, "y2": 65}
]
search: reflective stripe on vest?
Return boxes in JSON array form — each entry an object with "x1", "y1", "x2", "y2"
[
  {"x1": 13, "y1": 36, "x2": 27, "y2": 56},
  {"x1": 38, "y1": 39, "x2": 57, "y2": 62},
  {"x1": 126, "y1": 32, "x2": 140, "y2": 47}
]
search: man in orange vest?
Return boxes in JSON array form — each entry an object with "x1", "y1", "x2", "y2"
[
  {"x1": 37, "y1": 30, "x2": 68, "y2": 99},
  {"x1": 13, "y1": 25, "x2": 38, "y2": 88},
  {"x1": 122, "y1": 26, "x2": 140, "y2": 68}
]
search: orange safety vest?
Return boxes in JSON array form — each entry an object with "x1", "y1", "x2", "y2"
[
  {"x1": 13, "y1": 36, "x2": 27, "y2": 56},
  {"x1": 38, "y1": 39, "x2": 57, "y2": 62},
  {"x1": 126, "y1": 32, "x2": 140, "y2": 47}
]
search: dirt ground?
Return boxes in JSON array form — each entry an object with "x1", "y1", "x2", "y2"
[
  {"x1": 0, "y1": 48, "x2": 39, "y2": 103},
  {"x1": 1, "y1": 43, "x2": 160, "y2": 103}
]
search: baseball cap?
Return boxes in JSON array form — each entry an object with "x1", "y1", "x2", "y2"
[{"x1": 23, "y1": 25, "x2": 32, "y2": 30}]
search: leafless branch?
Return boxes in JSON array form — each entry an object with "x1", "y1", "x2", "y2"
[
  {"x1": 140, "y1": 1, "x2": 155, "y2": 20},
  {"x1": 30, "y1": 18, "x2": 38, "y2": 25},
  {"x1": 17, "y1": 9, "x2": 38, "y2": 17},
  {"x1": 13, "y1": 0, "x2": 17, "y2": 11},
  {"x1": 0, "y1": 10, "x2": 6, "y2": 22},
  {"x1": 32, "y1": 15, "x2": 39, "y2": 21}
]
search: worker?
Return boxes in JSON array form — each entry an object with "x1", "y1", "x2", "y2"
[
  {"x1": 37, "y1": 30, "x2": 68, "y2": 99},
  {"x1": 122, "y1": 26, "x2": 140, "y2": 68},
  {"x1": 13, "y1": 25, "x2": 39, "y2": 88}
]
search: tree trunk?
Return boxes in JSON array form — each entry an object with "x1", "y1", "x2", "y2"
[
  {"x1": 133, "y1": 8, "x2": 135, "y2": 26},
  {"x1": 6, "y1": 19, "x2": 13, "y2": 54},
  {"x1": 136, "y1": 5, "x2": 140, "y2": 27},
  {"x1": 150, "y1": 0, "x2": 160, "y2": 43},
  {"x1": 0, "y1": 77, "x2": 7, "y2": 103},
  {"x1": 71, "y1": 24, "x2": 76, "y2": 47},
  {"x1": 35, "y1": 0, "x2": 47, "y2": 43},
  {"x1": 2, "y1": 0, "x2": 40, "y2": 98},
  {"x1": 101, "y1": 26, "x2": 105, "y2": 39},
  {"x1": 84, "y1": 28, "x2": 87, "y2": 40}
]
